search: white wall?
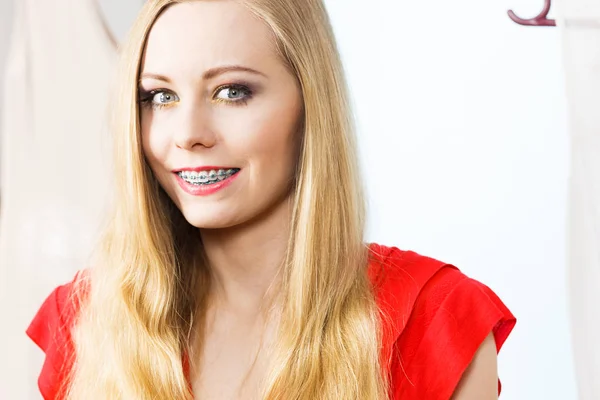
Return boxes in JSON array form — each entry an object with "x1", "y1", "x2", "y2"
[
  {"x1": 326, "y1": 0, "x2": 577, "y2": 399},
  {"x1": 0, "y1": 0, "x2": 577, "y2": 399}
]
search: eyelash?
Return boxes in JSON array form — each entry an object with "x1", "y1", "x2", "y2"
[
  {"x1": 214, "y1": 84, "x2": 253, "y2": 106},
  {"x1": 138, "y1": 83, "x2": 254, "y2": 110}
]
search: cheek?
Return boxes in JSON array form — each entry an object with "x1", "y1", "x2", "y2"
[
  {"x1": 226, "y1": 102, "x2": 302, "y2": 171},
  {"x1": 141, "y1": 116, "x2": 171, "y2": 170}
]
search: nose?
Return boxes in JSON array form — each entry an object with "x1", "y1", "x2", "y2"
[{"x1": 173, "y1": 101, "x2": 217, "y2": 150}]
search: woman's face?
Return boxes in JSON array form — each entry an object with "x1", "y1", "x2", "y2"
[{"x1": 139, "y1": 0, "x2": 303, "y2": 229}]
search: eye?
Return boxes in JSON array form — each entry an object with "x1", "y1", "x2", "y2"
[
  {"x1": 139, "y1": 89, "x2": 179, "y2": 109},
  {"x1": 214, "y1": 84, "x2": 252, "y2": 103},
  {"x1": 151, "y1": 90, "x2": 179, "y2": 105}
]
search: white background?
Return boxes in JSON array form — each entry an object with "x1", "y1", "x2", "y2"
[
  {"x1": 330, "y1": 1, "x2": 576, "y2": 399},
  {"x1": 0, "y1": 0, "x2": 577, "y2": 399}
]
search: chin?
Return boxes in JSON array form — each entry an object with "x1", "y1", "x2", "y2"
[{"x1": 181, "y1": 209, "x2": 243, "y2": 230}]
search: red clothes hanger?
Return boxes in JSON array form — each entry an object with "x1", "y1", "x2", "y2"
[{"x1": 508, "y1": 0, "x2": 556, "y2": 27}]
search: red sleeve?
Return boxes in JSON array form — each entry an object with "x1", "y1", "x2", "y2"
[
  {"x1": 26, "y1": 273, "x2": 84, "y2": 400},
  {"x1": 390, "y1": 266, "x2": 516, "y2": 399}
]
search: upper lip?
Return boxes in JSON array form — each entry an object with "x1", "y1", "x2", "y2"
[{"x1": 172, "y1": 166, "x2": 237, "y2": 173}]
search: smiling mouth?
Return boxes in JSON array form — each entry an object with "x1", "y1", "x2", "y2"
[{"x1": 176, "y1": 168, "x2": 240, "y2": 185}]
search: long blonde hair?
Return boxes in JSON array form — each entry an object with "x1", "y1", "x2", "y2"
[{"x1": 67, "y1": 0, "x2": 388, "y2": 398}]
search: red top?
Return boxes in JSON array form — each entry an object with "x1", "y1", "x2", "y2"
[{"x1": 26, "y1": 244, "x2": 516, "y2": 399}]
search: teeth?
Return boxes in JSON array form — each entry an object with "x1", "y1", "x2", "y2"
[
  {"x1": 178, "y1": 168, "x2": 238, "y2": 185},
  {"x1": 186, "y1": 171, "x2": 207, "y2": 178},
  {"x1": 200, "y1": 172, "x2": 210, "y2": 183}
]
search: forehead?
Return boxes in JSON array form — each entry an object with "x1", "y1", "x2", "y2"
[{"x1": 142, "y1": 1, "x2": 278, "y2": 72}]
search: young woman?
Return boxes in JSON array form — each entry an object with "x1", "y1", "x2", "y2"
[{"x1": 26, "y1": 0, "x2": 516, "y2": 399}]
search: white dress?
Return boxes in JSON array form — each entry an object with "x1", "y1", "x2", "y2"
[
  {"x1": 557, "y1": 1, "x2": 600, "y2": 399},
  {"x1": 0, "y1": 0, "x2": 117, "y2": 397}
]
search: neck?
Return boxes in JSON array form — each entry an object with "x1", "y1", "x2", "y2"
[{"x1": 199, "y1": 198, "x2": 291, "y2": 319}]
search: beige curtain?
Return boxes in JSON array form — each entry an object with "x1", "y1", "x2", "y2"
[
  {"x1": 0, "y1": 0, "x2": 116, "y2": 397},
  {"x1": 557, "y1": 1, "x2": 600, "y2": 399}
]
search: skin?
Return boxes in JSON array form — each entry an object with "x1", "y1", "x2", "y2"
[
  {"x1": 138, "y1": 1, "x2": 499, "y2": 398},
  {"x1": 139, "y1": 0, "x2": 301, "y2": 313},
  {"x1": 452, "y1": 333, "x2": 500, "y2": 399},
  {"x1": 139, "y1": 1, "x2": 300, "y2": 397}
]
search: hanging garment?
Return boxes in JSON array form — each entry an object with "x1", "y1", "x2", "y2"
[
  {"x1": 0, "y1": 0, "x2": 16, "y2": 197},
  {"x1": 556, "y1": 1, "x2": 600, "y2": 399},
  {"x1": 0, "y1": 0, "x2": 117, "y2": 398}
]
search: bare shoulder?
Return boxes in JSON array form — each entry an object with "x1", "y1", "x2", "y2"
[{"x1": 451, "y1": 332, "x2": 499, "y2": 400}]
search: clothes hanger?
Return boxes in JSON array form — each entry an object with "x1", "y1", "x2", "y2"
[{"x1": 508, "y1": 0, "x2": 556, "y2": 27}]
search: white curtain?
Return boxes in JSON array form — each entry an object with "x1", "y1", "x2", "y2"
[
  {"x1": 557, "y1": 1, "x2": 600, "y2": 399},
  {"x1": 0, "y1": 0, "x2": 116, "y2": 397}
]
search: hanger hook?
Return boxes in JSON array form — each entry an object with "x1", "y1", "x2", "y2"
[{"x1": 508, "y1": 0, "x2": 556, "y2": 26}]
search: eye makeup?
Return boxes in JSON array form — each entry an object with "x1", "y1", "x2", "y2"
[{"x1": 138, "y1": 80, "x2": 257, "y2": 110}]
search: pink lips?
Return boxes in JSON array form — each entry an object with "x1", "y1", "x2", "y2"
[{"x1": 173, "y1": 168, "x2": 240, "y2": 196}]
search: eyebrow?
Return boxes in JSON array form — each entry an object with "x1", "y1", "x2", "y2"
[{"x1": 139, "y1": 65, "x2": 267, "y2": 83}]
